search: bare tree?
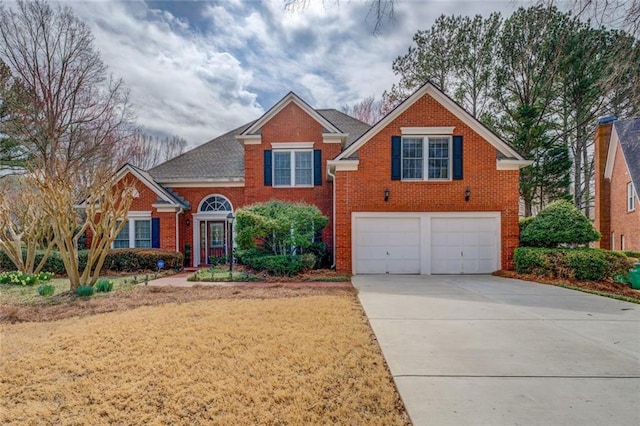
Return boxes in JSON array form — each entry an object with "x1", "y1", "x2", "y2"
[
  {"x1": 0, "y1": 176, "x2": 55, "y2": 274},
  {"x1": 35, "y1": 171, "x2": 135, "y2": 290},
  {"x1": 0, "y1": 1, "x2": 136, "y2": 287},
  {"x1": 124, "y1": 130, "x2": 188, "y2": 170},
  {"x1": 284, "y1": 0, "x2": 394, "y2": 33},
  {"x1": 341, "y1": 96, "x2": 385, "y2": 125},
  {"x1": 0, "y1": 0, "x2": 133, "y2": 182}
]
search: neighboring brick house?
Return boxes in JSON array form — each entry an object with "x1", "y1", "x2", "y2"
[
  {"x1": 112, "y1": 82, "x2": 530, "y2": 273},
  {"x1": 594, "y1": 116, "x2": 640, "y2": 251}
]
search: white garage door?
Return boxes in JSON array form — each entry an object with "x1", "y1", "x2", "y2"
[
  {"x1": 431, "y1": 217, "x2": 499, "y2": 274},
  {"x1": 354, "y1": 217, "x2": 420, "y2": 274}
]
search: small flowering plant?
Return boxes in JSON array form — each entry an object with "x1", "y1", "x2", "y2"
[
  {"x1": 95, "y1": 278, "x2": 114, "y2": 293},
  {"x1": 0, "y1": 271, "x2": 53, "y2": 286}
]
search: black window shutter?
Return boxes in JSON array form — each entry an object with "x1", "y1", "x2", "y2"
[
  {"x1": 151, "y1": 218, "x2": 160, "y2": 248},
  {"x1": 264, "y1": 150, "x2": 272, "y2": 186},
  {"x1": 313, "y1": 149, "x2": 322, "y2": 186},
  {"x1": 391, "y1": 136, "x2": 401, "y2": 180},
  {"x1": 452, "y1": 135, "x2": 463, "y2": 180}
]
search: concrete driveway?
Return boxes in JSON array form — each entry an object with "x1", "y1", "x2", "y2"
[{"x1": 352, "y1": 275, "x2": 640, "y2": 426}]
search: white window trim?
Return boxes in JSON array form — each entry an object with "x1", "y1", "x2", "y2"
[
  {"x1": 621, "y1": 234, "x2": 626, "y2": 251},
  {"x1": 273, "y1": 149, "x2": 314, "y2": 188},
  {"x1": 113, "y1": 212, "x2": 152, "y2": 249},
  {"x1": 627, "y1": 182, "x2": 636, "y2": 212},
  {"x1": 401, "y1": 135, "x2": 452, "y2": 182}
]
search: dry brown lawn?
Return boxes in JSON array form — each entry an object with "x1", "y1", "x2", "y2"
[{"x1": 0, "y1": 293, "x2": 409, "y2": 425}]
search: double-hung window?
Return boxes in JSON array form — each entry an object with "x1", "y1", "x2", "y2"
[
  {"x1": 628, "y1": 182, "x2": 636, "y2": 212},
  {"x1": 113, "y1": 218, "x2": 152, "y2": 248},
  {"x1": 401, "y1": 136, "x2": 451, "y2": 181},
  {"x1": 273, "y1": 150, "x2": 313, "y2": 187}
]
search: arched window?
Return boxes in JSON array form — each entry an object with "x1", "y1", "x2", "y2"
[{"x1": 199, "y1": 195, "x2": 232, "y2": 212}]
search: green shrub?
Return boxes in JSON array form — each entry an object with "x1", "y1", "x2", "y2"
[
  {"x1": 304, "y1": 242, "x2": 329, "y2": 268},
  {"x1": 514, "y1": 247, "x2": 635, "y2": 282},
  {"x1": 37, "y1": 284, "x2": 55, "y2": 296},
  {"x1": 567, "y1": 250, "x2": 608, "y2": 281},
  {"x1": 622, "y1": 250, "x2": 640, "y2": 260},
  {"x1": 208, "y1": 254, "x2": 227, "y2": 267},
  {"x1": 520, "y1": 200, "x2": 600, "y2": 247},
  {"x1": 242, "y1": 254, "x2": 315, "y2": 277},
  {"x1": 95, "y1": 278, "x2": 114, "y2": 293},
  {"x1": 102, "y1": 249, "x2": 183, "y2": 272},
  {"x1": 519, "y1": 216, "x2": 535, "y2": 236},
  {"x1": 235, "y1": 200, "x2": 329, "y2": 255},
  {"x1": 75, "y1": 285, "x2": 94, "y2": 297}
]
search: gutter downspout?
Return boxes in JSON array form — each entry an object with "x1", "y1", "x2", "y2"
[
  {"x1": 327, "y1": 166, "x2": 336, "y2": 269},
  {"x1": 175, "y1": 208, "x2": 184, "y2": 252}
]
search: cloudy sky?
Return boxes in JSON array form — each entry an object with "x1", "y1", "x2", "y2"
[{"x1": 62, "y1": 0, "x2": 529, "y2": 146}]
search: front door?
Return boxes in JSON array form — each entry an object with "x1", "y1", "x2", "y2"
[{"x1": 199, "y1": 221, "x2": 227, "y2": 264}]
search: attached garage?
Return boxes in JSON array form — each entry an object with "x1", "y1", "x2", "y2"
[{"x1": 353, "y1": 212, "x2": 500, "y2": 275}]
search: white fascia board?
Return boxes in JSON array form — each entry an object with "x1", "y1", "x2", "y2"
[
  {"x1": 235, "y1": 134, "x2": 261, "y2": 145},
  {"x1": 327, "y1": 159, "x2": 359, "y2": 173},
  {"x1": 115, "y1": 164, "x2": 176, "y2": 205},
  {"x1": 496, "y1": 159, "x2": 533, "y2": 170},
  {"x1": 159, "y1": 179, "x2": 245, "y2": 188},
  {"x1": 152, "y1": 204, "x2": 181, "y2": 213},
  {"x1": 322, "y1": 133, "x2": 348, "y2": 144},
  {"x1": 401, "y1": 127, "x2": 455, "y2": 135},
  {"x1": 126, "y1": 211, "x2": 152, "y2": 218},
  {"x1": 271, "y1": 142, "x2": 314, "y2": 149},
  {"x1": 604, "y1": 126, "x2": 620, "y2": 180},
  {"x1": 242, "y1": 92, "x2": 340, "y2": 135}
]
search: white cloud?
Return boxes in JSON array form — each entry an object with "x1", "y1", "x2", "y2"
[{"x1": 59, "y1": 0, "x2": 520, "y2": 148}]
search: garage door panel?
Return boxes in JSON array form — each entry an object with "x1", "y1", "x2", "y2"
[
  {"x1": 431, "y1": 217, "x2": 499, "y2": 275},
  {"x1": 354, "y1": 217, "x2": 420, "y2": 274}
]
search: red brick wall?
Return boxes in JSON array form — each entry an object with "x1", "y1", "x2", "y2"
[
  {"x1": 243, "y1": 102, "x2": 341, "y2": 248},
  {"x1": 609, "y1": 143, "x2": 640, "y2": 250},
  {"x1": 334, "y1": 92, "x2": 521, "y2": 272},
  {"x1": 594, "y1": 122, "x2": 612, "y2": 249}
]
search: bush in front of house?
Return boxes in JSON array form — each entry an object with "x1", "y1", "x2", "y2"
[
  {"x1": 236, "y1": 249, "x2": 316, "y2": 277},
  {"x1": 520, "y1": 200, "x2": 600, "y2": 247},
  {"x1": 100, "y1": 249, "x2": 184, "y2": 272},
  {"x1": 514, "y1": 247, "x2": 636, "y2": 281}
]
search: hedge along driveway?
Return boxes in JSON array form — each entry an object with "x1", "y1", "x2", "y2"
[{"x1": 0, "y1": 294, "x2": 409, "y2": 425}]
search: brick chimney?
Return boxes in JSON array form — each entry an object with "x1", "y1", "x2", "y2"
[{"x1": 593, "y1": 116, "x2": 616, "y2": 249}]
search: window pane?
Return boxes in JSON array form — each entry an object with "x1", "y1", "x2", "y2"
[
  {"x1": 295, "y1": 151, "x2": 312, "y2": 186},
  {"x1": 273, "y1": 152, "x2": 291, "y2": 186},
  {"x1": 114, "y1": 220, "x2": 129, "y2": 248},
  {"x1": 402, "y1": 138, "x2": 423, "y2": 179},
  {"x1": 428, "y1": 138, "x2": 449, "y2": 179},
  {"x1": 135, "y1": 220, "x2": 151, "y2": 248}
]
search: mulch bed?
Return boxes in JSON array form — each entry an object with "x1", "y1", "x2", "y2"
[{"x1": 495, "y1": 270, "x2": 640, "y2": 301}]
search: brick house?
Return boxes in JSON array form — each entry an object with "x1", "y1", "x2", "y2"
[
  {"x1": 113, "y1": 82, "x2": 530, "y2": 273},
  {"x1": 594, "y1": 116, "x2": 640, "y2": 251}
]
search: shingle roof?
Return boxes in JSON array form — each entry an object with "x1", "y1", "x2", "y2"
[
  {"x1": 149, "y1": 122, "x2": 251, "y2": 182},
  {"x1": 614, "y1": 118, "x2": 640, "y2": 193},
  {"x1": 316, "y1": 109, "x2": 371, "y2": 147},
  {"x1": 148, "y1": 110, "x2": 371, "y2": 182}
]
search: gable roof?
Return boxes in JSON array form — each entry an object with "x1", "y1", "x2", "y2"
[
  {"x1": 117, "y1": 163, "x2": 189, "y2": 208},
  {"x1": 333, "y1": 81, "x2": 529, "y2": 167},
  {"x1": 149, "y1": 110, "x2": 369, "y2": 183},
  {"x1": 607, "y1": 118, "x2": 640, "y2": 193},
  {"x1": 241, "y1": 92, "x2": 341, "y2": 136}
]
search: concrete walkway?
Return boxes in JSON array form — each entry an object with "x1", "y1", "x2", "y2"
[{"x1": 352, "y1": 275, "x2": 640, "y2": 426}]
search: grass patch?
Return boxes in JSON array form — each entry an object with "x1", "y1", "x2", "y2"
[
  {"x1": 0, "y1": 295, "x2": 409, "y2": 424},
  {"x1": 188, "y1": 267, "x2": 261, "y2": 282},
  {"x1": 0, "y1": 276, "x2": 138, "y2": 306}
]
